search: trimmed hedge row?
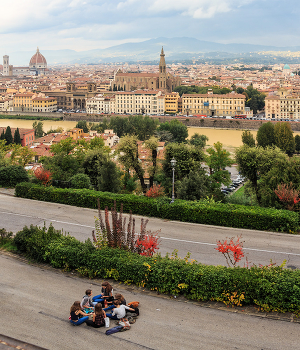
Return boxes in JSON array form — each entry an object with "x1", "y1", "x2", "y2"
[
  {"x1": 15, "y1": 182, "x2": 300, "y2": 232},
  {"x1": 13, "y1": 225, "x2": 300, "y2": 313}
]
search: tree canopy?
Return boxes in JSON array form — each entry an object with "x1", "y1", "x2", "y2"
[{"x1": 157, "y1": 119, "x2": 188, "y2": 143}]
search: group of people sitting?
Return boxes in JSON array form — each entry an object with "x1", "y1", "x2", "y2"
[{"x1": 70, "y1": 281, "x2": 136, "y2": 328}]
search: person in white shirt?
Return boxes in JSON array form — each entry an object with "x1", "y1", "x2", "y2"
[{"x1": 106, "y1": 300, "x2": 135, "y2": 320}]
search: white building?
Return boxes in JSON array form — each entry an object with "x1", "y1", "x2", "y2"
[{"x1": 86, "y1": 94, "x2": 115, "y2": 114}]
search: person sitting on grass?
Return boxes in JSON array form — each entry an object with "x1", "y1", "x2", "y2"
[
  {"x1": 104, "y1": 293, "x2": 126, "y2": 312},
  {"x1": 70, "y1": 301, "x2": 89, "y2": 326},
  {"x1": 81, "y1": 289, "x2": 95, "y2": 310},
  {"x1": 92, "y1": 282, "x2": 114, "y2": 305},
  {"x1": 86, "y1": 303, "x2": 106, "y2": 328},
  {"x1": 105, "y1": 299, "x2": 135, "y2": 320}
]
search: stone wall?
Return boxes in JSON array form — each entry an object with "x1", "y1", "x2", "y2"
[{"x1": 63, "y1": 114, "x2": 300, "y2": 131}]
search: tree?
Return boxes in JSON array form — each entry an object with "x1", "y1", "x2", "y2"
[
  {"x1": 41, "y1": 138, "x2": 84, "y2": 181},
  {"x1": 274, "y1": 122, "x2": 295, "y2": 156},
  {"x1": 75, "y1": 120, "x2": 89, "y2": 133},
  {"x1": 157, "y1": 119, "x2": 188, "y2": 143},
  {"x1": 98, "y1": 159, "x2": 121, "y2": 193},
  {"x1": 241, "y1": 130, "x2": 255, "y2": 147},
  {"x1": 83, "y1": 148, "x2": 120, "y2": 192},
  {"x1": 117, "y1": 135, "x2": 159, "y2": 193},
  {"x1": 69, "y1": 173, "x2": 91, "y2": 189},
  {"x1": 177, "y1": 168, "x2": 217, "y2": 201},
  {"x1": 32, "y1": 121, "x2": 44, "y2": 138},
  {"x1": 189, "y1": 133, "x2": 209, "y2": 148},
  {"x1": 10, "y1": 145, "x2": 36, "y2": 167},
  {"x1": 256, "y1": 122, "x2": 275, "y2": 148},
  {"x1": 154, "y1": 130, "x2": 174, "y2": 144},
  {"x1": 13, "y1": 128, "x2": 22, "y2": 145},
  {"x1": 244, "y1": 85, "x2": 265, "y2": 113},
  {"x1": 0, "y1": 165, "x2": 29, "y2": 187},
  {"x1": 0, "y1": 129, "x2": 5, "y2": 141},
  {"x1": 4, "y1": 126, "x2": 13, "y2": 145},
  {"x1": 206, "y1": 141, "x2": 233, "y2": 187},
  {"x1": 258, "y1": 158, "x2": 300, "y2": 209},
  {"x1": 235, "y1": 145, "x2": 287, "y2": 204},
  {"x1": 295, "y1": 135, "x2": 300, "y2": 153}
]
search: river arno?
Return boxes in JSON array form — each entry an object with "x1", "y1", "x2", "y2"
[{"x1": 1, "y1": 119, "x2": 300, "y2": 149}]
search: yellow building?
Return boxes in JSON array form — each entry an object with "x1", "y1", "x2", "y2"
[
  {"x1": 32, "y1": 96, "x2": 57, "y2": 112},
  {"x1": 182, "y1": 91, "x2": 245, "y2": 116},
  {"x1": 13, "y1": 92, "x2": 34, "y2": 112},
  {"x1": 165, "y1": 92, "x2": 180, "y2": 114}
]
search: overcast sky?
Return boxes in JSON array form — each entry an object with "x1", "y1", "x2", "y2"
[{"x1": 1, "y1": 0, "x2": 299, "y2": 55}]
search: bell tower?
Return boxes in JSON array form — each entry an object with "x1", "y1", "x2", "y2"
[{"x1": 159, "y1": 47, "x2": 167, "y2": 91}]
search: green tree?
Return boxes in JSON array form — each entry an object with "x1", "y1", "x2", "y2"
[
  {"x1": 0, "y1": 165, "x2": 29, "y2": 187},
  {"x1": 274, "y1": 122, "x2": 295, "y2": 156},
  {"x1": 189, "y1": 133, "x2": 208, "y2": 148},
  {"x1": 244, "y1": 85, "x2": 265, "y2": 113},
  {"x1": 0, "y1": 129, "x2": 5, "y2": 141},
  {"x1": 13, "y1": 127, "x2": 22, "y2": 145},
  {"x1": 163, "y1": 143, "x2": 205, "y2": 184},
  {"x1": 75, "y1": 120, "x2": 89, "y2": 133},
  {"x1": 82, "y1": 148, "x2": 111, "y2": 190},
  {"x1": 258, "y1": 157, "x2": 300, "y2": 209},
  {"x1": 157, "y1": 119, "x2": 188, "y2": 143},
  {"x1": 4, "y1": 126, "x2": 13, "y2": 145},
  {"x1": 10, "y1": 145, "x2": 36, "y2": 167},
  {"x1": 41, "y1": 138, "x2": 84, "y2": 181},
  {"x1": 117, "y1": 135, "x2": 147, "y2": 193},
  {"x1": 206, "y1": 141, "x2": 233, "y2": 187},
  {"x1": 98, "y1": 159, "x2": 121, "y2": 193},
  {"x1": 69, "y1": 173, "x2": 91, "y2": 189},
  {"x1": 295, "y1": 135, "x2": 300, "y2": 153},
  {"x1": 235, "y1": 145, "x2": 287, "y2": 204},
  {"x1": 154, "y1": 130, "x2": 174, "y2": 144},
  {"x1": 32, "y1": 121, "x2": 44, "y2": 138},
  {"x1": 177, "y1": 168, "x2": 215, "y2": 201},
  {"x1": 256, "y1": 122, "x2": 275, "y2": 148},
  {"x1": 241, "y1": 130, "x2": 255, "y2": 147}
]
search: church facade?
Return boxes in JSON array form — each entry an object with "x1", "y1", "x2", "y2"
[{"x1": 111, "y1": 48, "x2": 181, "y2": 93}]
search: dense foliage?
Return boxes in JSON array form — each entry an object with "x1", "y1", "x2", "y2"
[
  {"x1": 0, "y1": 165, "x2": 29, "y2": 187},
  {"x1": 15, "y1": 183, "x2": 299, "y2": 233},
  {"x1": 13, "y1": 224, "x2": 300, "y2": 313}
]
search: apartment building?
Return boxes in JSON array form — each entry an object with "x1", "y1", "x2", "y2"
[
  {"x1": 265, "y1": 87, "x2": 300, "y2": 119},
  {"x1": 165, "y1": 92, "x2": 180, "y2": 114},
  {"x1": 13, "y1": 92, "x2": 34, "y2": 112},
  {"x1": 86, "y1": 94, "x2": 115, "y2": 114},
  {"x1": 182, "y1": 90, "x2": 245, "y2": 116},
  {"x1": 114, "y1": 90, "x2": 162, "y2": 115},
  {"x1": 32, "y1": 96, "x2": 57, "y2": 112}
]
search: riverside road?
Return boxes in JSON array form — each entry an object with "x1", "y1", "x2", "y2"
[{"x1": 0, "y1": 193, "x2": 300, "y2": 349}]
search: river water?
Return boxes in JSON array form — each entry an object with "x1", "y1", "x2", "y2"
[{"x1": 1, "y1": 119, "x2": 299, "y2": 149}]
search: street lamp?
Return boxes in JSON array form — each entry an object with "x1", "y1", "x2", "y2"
[{"x1": 170, "y1": 157, "x2": 176, "y2": 204}]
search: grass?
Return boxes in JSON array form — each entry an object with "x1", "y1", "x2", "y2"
[{"x1": 226, "y1": 185, "x2": 257, "y2": 206}]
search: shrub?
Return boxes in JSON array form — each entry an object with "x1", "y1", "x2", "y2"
[
  {"x1": 34, "y1": 167, "x2": 52, "y2": 186},
  {"x1": 69, "y1": 173, "x2": 92, "y2": 189},
  {"x1": 12, "y1": 224, "x2": 300, "y2": 313},
  {"x1": 0, "y1": 165, "x2": 29, "y2": 187},
  {"x1": 145, "y1": 184, "x2": 165, "y2": 198},
  {"x1": 15, "y1": 183, "x2": 300, "y2": 233}
]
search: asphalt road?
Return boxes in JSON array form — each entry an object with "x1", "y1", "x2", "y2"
[
  {"x1": 1, "y1": 253, "x2": 299, "y2": 350},
  {"x1": 0, "y1": 194, "x2": 300, "y2": 268}
]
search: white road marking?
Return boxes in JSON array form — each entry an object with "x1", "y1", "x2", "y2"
[{"x1": 1, "y1": 211, "x2": 300, "y2": 257}]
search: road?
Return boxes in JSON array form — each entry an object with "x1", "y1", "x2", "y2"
[
  {"x1": 0, "y1": 194, "x2": 300, "y2": 268},
  {"x1": 1, "y1": 253, "x2": 299, "y2": 350}
]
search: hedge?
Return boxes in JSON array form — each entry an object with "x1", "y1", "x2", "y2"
[
  {"x1": 13, "y1": 225, "x2": 300, "y2": 314},
  {"x1": 15, "y1": 183, "x2": 299, "y2": 233}
]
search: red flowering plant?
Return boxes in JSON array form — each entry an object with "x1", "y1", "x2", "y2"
[
  {"x1": 274, "y1": 182, "x2": 300, "y2": 211},
  {"x1": 145, "y1": 184, "x2": 165, "y2": 198},
  {"x1": 135, "y1": 231, "x2": 160, "y2": 256},
  {"x1": 215, "y1": 235, "x2": 244, "y2": 267},
  {"x1": 34, "y1": 167, "x2": 52, "y2": 186}
]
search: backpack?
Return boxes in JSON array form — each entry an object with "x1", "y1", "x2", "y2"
[
  {"x1": 105, "y1": 326, "x2": 123, "y2": 335},
  {"x1": 128, "y1": 301, "x2": 139, "y2": 308}
]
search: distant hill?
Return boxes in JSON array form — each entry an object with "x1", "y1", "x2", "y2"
[{"x1": 7, "y1": 37, "x2": 300, "y2": 65}]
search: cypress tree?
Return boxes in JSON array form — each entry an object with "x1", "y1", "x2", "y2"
[
  {"x1": 4, "y1": 126, "x2": 13, "y2": 145},
  {"x1": 14, "y1": 127, "x2": 22, "y2": 145},
  {"x1": 0, "y1": 129, "x2": 5, "y2": 141}
]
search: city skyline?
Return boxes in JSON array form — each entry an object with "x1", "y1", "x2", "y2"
[{"x1": 1, "y1": 0, "x2": 300, "y2": 56}]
